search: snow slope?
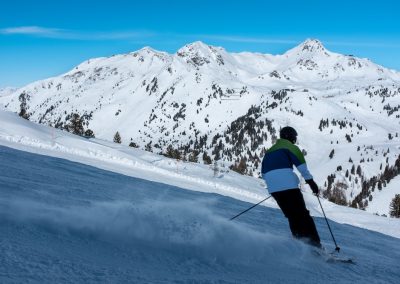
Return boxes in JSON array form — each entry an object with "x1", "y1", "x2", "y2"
[
  {"x1": 1, "y1": 109, "x2": 399, "y2": 238},
  {"x1": 1, "y1": 110, "x2": 400, "y2": 283}
]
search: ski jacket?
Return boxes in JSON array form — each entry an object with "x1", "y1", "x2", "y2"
[{"x1": 261, "y1": 139, "x2": 313, "y2": 193}]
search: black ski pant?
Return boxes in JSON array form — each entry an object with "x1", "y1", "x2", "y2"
[{"x1": 271, "y1": 188, "x2": 321, "y2": 247}]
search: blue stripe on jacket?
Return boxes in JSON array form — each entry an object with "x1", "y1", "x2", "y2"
[{"x1": 261, "y1": 140, "x2": 313, "y2": 193}]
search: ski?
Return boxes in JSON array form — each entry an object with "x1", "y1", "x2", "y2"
[
  {"x1": 312, "y1": 248, "x2": 355, "y2": 264},
  {"x1": 325, "y1": 253, "x2": 355, "y2": 264}
]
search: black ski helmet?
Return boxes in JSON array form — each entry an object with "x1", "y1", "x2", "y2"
[{"x1": 280, "y1": 126, "x2": 297, "y2": 143}]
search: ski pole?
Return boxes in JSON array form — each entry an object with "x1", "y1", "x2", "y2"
[
  {"x1": 316, "y1": 195, "x2": 340, "y2": 252},
  {"x1": 230, "y1": 196, "x2": 271, "y2": 221}
]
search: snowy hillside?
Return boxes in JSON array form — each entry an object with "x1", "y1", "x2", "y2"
[
  {"x1": 1, "y1": 109, "x2": 400, "y2": 283},
  {"x1": 0, "y1": 109, "x2": 399, "y2": 236},
  {"x1": 0, "y1": 87, "x2": 17, "y2": 97},
  {"x1": 1, "y1": 39, "x2": 400, "y2": 214}
]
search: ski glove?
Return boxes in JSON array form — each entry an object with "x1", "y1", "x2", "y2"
[{"x1": 306, "y1": 179, "x2": 319, "y2": 195}]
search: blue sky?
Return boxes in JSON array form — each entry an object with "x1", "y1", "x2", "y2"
[{"x1": 1, "y1": 0, "x2": 399, "y2": 88}]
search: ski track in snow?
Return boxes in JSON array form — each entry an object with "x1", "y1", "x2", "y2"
[{"x1": 1, "y1": 145, "x2": 400, "y2": 283}]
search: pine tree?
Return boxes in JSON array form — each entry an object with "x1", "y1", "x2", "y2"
[
  {"x1": 165, "y1": 145, "x2": 175, "y2": 158},
  {"x1": 145, "y1": 142, "x2": 152, "y2": 152},
  {"x1": 129, "y1": 142, "x2": 139, "y2": 148},
  {"x1": 202, "y1": 152, "x2": 212, "y2": 165},
  {"x1": 377, "y1": 180, "x2": 382, "y2": 191},
  {"x1": 351, "y1": 164, "x2": 355, "y2": 175},
  {"x1": 329, "y1": 149, "x2": 335, "y2": 159},
  {"x1": 230, "y1": 157, "x2": 247, "y2": 175},
  {"x1": 356, "y1": 165, "x2": 362, "y2": 176},
  {"x1": 18, "y1": 93, "x2": 29, "y2": 120},
  {"x1": 84, "y1": 129, "x2": 95, "y2": 138},
  {"x1": 164, "y1": 145, "x2": 181, "y2": 160},
  {"x1": 328, "y1": 182, "x2": 347, "y2": 206},
  {"x1": 67, "y1": 113, "x2": 84, "y2": 135},
  {"x1": 113, "y1": 131, "x2": 122, "y2": 144},
  {"x1": 389, "y1": 194, "x2": 400, "y2": 218},
  {"x1": 188, "y1": 150, "x2": 199, "y2": 163}
]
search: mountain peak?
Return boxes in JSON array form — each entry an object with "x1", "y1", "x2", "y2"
[
  {"x1": 283, "y1": 38, "x2": 330, "y2": 59},
  {"x1": 136, "y1": 46, "x2": 162, "y2": 55},
  {"x1": 187, "y1": 40, "x2": 210, "y2": 48},
  {"x1": 177, "y1": 41, "x2": 212, "y2": 55},
  {"x1": 176, "y1": 41, "x2": 225, "y2": 66},
  {"x1": 300, "y1": 38, "x2": 326, "y2": 53}
]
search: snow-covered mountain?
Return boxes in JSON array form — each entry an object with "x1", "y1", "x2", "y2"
[
  {"x1": 0, "y1": 87, "x2": 18, "y2": 97},
  {"x1": 1, "y1": 39, "x2": 400, "y2": 214},
  {"x1": 1, "y1": 109, "x2": 400, "y2": 283}
]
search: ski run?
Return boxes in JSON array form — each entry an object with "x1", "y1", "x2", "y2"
[{"x1": 1, "y1": 107, "x2": 400, "y2": 283}]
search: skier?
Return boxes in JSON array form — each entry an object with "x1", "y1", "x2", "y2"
[{"x1": 261, "y1": 126, "x2": 321, "y2": 247}]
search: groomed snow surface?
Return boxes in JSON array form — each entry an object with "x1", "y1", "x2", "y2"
[{"x1": 1, "y1": 110, "x2": 400, "y2": 283}]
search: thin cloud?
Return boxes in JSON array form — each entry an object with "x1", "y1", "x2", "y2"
[
  {"x1": 200, "y1": 35, "x2": 299, "y2": 45},
  {"x1": 0, "y1": 28, "x2": 300, "y2": 45},
  {"x1": 2, "y1": 27, "x2": 399, "y2": 49},
  {"x1": 183, "y1": 34, "x2": 400, "y2": 48},
  {"x1": 0, "y1": 26, "x2": 154, "y2": 41},
  {"x1": 0, "y1": 26, "x2": 63, "y2": 37},
  {"x1": 55, "y1": 30, "x2": 154, "y2": 41},
  {"x1": 325, "y1": 40, "x2": 400, "y2": 48},
  {"x1": 203, "y1": 34, "x2": 400, "y2": 48}
]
